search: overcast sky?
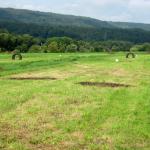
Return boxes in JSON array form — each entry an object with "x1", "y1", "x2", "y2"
[{"x1": 0, "y1": 0, "x2": 150, "y2": 23}]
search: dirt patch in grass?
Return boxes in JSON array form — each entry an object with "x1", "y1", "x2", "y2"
[
  {"x1": 78, "y1": 82, "x2": 131, "y2": 88},
  {"x1": 8, "y1": 77, "x2": 57, "y2": 80}
]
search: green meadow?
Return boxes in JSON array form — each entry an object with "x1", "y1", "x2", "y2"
[{"x1": 0, "y1": 53, "x2": 150, "y2": 150}]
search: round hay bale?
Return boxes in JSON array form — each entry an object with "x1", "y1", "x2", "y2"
[
  {"x1": 126, "y1": 52, "x2": 135, "y2": 59},
  {"x1": 12, "y1": 53, "x2": 22, "y2": 60}
]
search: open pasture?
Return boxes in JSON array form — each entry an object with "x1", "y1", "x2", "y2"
[{"x1": 0, "y1": 53, "x2": 150, "y2": 150}]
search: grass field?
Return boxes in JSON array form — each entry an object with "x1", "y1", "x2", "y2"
[{"x1": 0, "y1": 53, "x2": 150, "y2": 150}]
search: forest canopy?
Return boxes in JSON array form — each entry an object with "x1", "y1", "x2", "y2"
[{"x1": 0, "y1": 29, "x2": 150, "y2": 53}]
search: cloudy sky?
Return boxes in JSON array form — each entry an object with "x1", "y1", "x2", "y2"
[{"x1": 0, "y1": 0, "x2": 150, "y2": 23}]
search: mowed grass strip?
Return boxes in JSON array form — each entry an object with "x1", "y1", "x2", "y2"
[{"x1": 0, "y1": 53, "x2": 150, "y2": 150}]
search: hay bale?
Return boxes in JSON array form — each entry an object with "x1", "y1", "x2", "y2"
[
  {"x1": 126, "y1": 52, "x2": 135, "y2": 58},
  {"x1": 12, "y1": 53, "x2": 22, "y2": 60}
]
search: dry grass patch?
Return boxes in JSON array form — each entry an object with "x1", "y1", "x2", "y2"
[
  {"x1": 0, "y1": 67, "x2": 4, "y2": 71},
  {"x1": 93, "y1": 136, "x2": 114, "y2": 150},
  {"x1": 71, "y1": 131, "x2": 84, "y2": 141},
  {"x1": 29, "y1": 143, "x2": 55, "y2": 150},
  {"x1": 111, "y1": 68, "x2": 129, "y2": 77},
  {"x1": 59, "y1": 141, "x2": 76, "y2": 149},
  {"x1": 9, "y1": 69, "x2": 76, "y2": 80}
]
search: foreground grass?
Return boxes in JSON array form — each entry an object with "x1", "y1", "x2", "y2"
[{"x1": 0, "y1": 53, "x2": 150, "y2": 150}]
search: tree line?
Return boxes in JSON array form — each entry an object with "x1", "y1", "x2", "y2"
[
  {"x1": 1, "y1": 20, "x2": 150, "y2": 44},
  {"x1": 0, "y1": 29, "x2": 150, "y2": 53}
]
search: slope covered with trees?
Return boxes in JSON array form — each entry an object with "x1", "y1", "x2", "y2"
[
  {"x1": 1, "y1": 8, "x2": 150, "y2": 31},
  {"x1": 0, "y1": 8, "x2": 150, "y2": 43},
  {"x1": 0, "y1": 8, "x2": 112, "y2": 28},
  {"x1": 109, "y1": 22, "x2": 150, "y2": 31},
  {"x1": 0, "y1": 8, "x2": 150, "y2": 53},
  {"x1": 1, "y1": 20, "x2": 150, "y2": 43}
]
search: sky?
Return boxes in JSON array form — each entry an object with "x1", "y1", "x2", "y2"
[{"x1": 0, "y1": 0, "x2": 150, "y2": 23}]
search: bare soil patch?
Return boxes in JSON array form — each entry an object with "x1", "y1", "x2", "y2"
[
  {"x1": 8, "y1": 77, "x2": 57, "y2": 80},
  {"x1": 78, "y1": 82, "x2": 131, "y2": 88}
]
